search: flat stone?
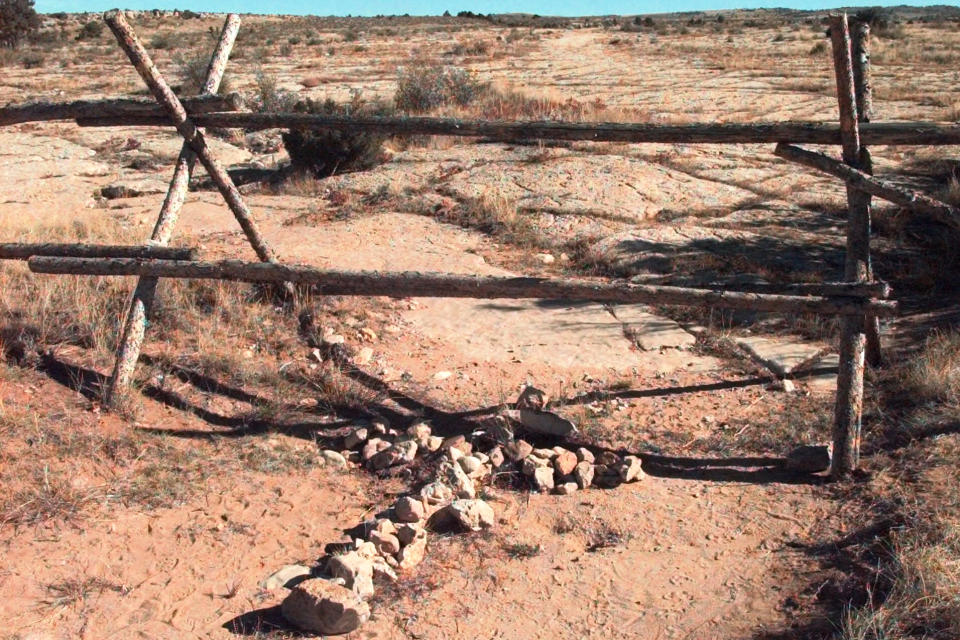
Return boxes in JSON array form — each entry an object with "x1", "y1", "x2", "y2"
[
  {"x1": 611, "y1": 305, "x2": 696, "y2": 351},
  {"x1": 281, "y1": 579, "x2": 370, "y2": 636},
  {"x1": 532, "y1": 447, "x2": 558, "y2": 460},
  {"x1": 502, "y1": 409, "x2": 578, "y2": 438},
  {"x1": 260, "y1": 564, "x2": 312, "y2": 590},
  {"x1": 736, "y1": 335, "x2": 826, "y2": 378}
]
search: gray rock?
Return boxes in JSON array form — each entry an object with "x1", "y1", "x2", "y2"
[
  {"x1": 576, "y1": 447, "x2": 595, "y2": 463},
  {"x1": 488, "y1": 446, "x2": 505, "y2": 468},
  {"x1": 397, "y1": 529, "x2": 427, "y2": 570},
  {"x1": 260, "y1": 564, "x2": 312, "y2": 590},
  {"x1": 420, "y1": 481, "x2": 453, "y2": 505},
  {"x1": 438, "y1": 499, "x2": 495, "y2": 531},
  {"x1": 281, "y1": 579, "x2": 370, "y2": 635},
  {"x1": 426, "y1": 435, "x2": 444, "y2": 451},
  {"x1": 394, "y1": 496, "x2": 426, "y2": 523},
  {"x1": 441, "y1": 435, "x2": 472, "y2": 455},
  {"x1": 458, "y1": 455, "x2": 484, "y2": 478},
  {"x1": 344, "y1": 427, "x2": 369, "y2": 450},
  {"x1": 369, "y1": 530, "x2": 401, "y2": 556},
  {"x1": 369, "y1": 440, "x2": 418, "y2": 470},
  {"x1": 619, "y1": 456, "x2": 644, "y2": 483},
  {"x1": 320, "y1": 450, "x2": 348, "y2": 468},
  {"x1": 532, "y1": 466, "x2": 555, "y2": 492},
  {"x1": 326, "y1": 552, "x2": 375, "y2": 598},
  {"x1": 504, "y1": 439, "x2": 533, "y2": 461},
  {"x1": 361, "y1": 438, "x2": 389, "y2": 462},
  {"x1": 502, "y1": 408, "x2": 577, "y2": 437},
  {"x1": 371, "y1": 556, "x2": 398, "y2": 582},
  {"x1": 522, "y1": 455, "x2": 550, "y2": 476},
  {"x1": 533, "y1": 447, "x2": 558, "y2": 460},
  {"x1": 396, "y1": 523, "x2": 422, "y2": 546},
  {"x1": 555, "y1": 481, "x2": 579, "y2": 495},
  {"x1": 442, "y1": 460, "x2": 476, "y2": 499},
  {"x1": 785, "y1": 444, "x2": 831, "y2": 473},
  {"x1": 574, "y1": 461, "x2": 595, "y2": 489}
]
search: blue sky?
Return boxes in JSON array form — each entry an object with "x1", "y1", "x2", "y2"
[{"x1": 36, "y1": 0, "x2": 952, "y2": 17}]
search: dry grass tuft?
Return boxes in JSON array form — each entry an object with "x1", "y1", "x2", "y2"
[{"x1": 903, "y1": 330, "x2": 960, "y2": 408}]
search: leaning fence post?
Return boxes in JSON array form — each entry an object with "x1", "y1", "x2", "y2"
[
  {"x1": 851, "y1": 20, "x2": 883, "y2": 367},
  {"x1": 103, "y1": 11, "x2": 281, "y2": 267},
  {"x1": 105, "y1": 13, "x2": 240, "y2": 408},
  {"x1": 830, "y1": 13, "x2": 870, "y2": 478}
]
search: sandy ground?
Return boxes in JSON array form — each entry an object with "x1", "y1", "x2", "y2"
[{"x1": 4, "y1": 11, "x2": 955, "y2": 639}]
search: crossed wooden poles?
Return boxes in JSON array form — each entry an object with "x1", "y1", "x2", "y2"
[{"x1": 5, "y1": 12, "x2": 947, "y2": 478}]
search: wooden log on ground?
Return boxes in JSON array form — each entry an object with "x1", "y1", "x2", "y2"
[
  {"x1": 26, "y1": 257, "x2": 899, "y2": 318},
  {"x1": 830, "y1": 14, "x2": 869, "y2": 479},
  {"x1": 0, "y1": 243, "x2": 196, "y2": 260},
  {"x1": 712, "y1": 279, "x2": 890, "y2": 299},
  {"x1": 774, "y1": 144, "x2": 960, "y2": 223},
  {"x1": 105, "y1": 13, "x2": 240, "y2": 409},
  {"x1": 0, "y1": 93, "x2": 241, "y2": 126},
  {"x1": 73, "y1": 112, "x2": 960, "y2": 146},
  {"x1": 104, "y1": 11, "x2": 282, "y2": 270}
]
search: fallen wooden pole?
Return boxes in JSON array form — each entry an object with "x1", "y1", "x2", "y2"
[
  {"x1": 831, "y1": 14, "x2": 869, "y2": 479},
  {"x1": 774, "y1": 144, "x2": 960, "y2": 223},
  {"x1": 0, "y1": 243, "x2": 195, "y2": 260},
  {"x1": 703, "y1": 279, "x2": 889, "y2": 299},
  {"x1": 106, "y1": 13, "x2": 241, "y2": 409},
  {"x1": 26, "y1": 258, "x2": 899, "y2": 318},
  {"x1": 0, "y1": 93, "x2": 241, "y2": 126},
  {"x1": 74, "y1": 112, "x2": 960, "y2": 146}
]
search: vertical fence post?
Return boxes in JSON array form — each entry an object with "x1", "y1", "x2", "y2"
[
  {"x1": 830, "y1": 13, "x2": 870, "y2": 478},
  {"x1": 851, "y1": 20, "x2": 883, "y2": 368},
  {"x1": 105, "y1": 14, "x2": 240, "y2": 408}
]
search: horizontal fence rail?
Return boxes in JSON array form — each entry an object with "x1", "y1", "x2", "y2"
[
  {"x1": 27, "y1": 257, "x2": 899, "y2": 317},
  {"x1": 0, "y1": 93, "x2": 241, "y2": 126},
  {"x1": 0, "y1": 243, "x2": 196, "y2": 260},
  {"x1": 74, "y1": 112, "x2": 960, "y2": 146}
]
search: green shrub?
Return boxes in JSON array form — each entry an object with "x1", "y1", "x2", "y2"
[
  {"x1": 394, "y1": 64, "x2": 486, "y2": 113},
  {"x1": 75, "y1": 20, "x2": 103, "y2": 41},
  {"x1": 253, "y1": 69, "x2": 298, "y2": 113},
  {"x1": 0, "y1": 0, "x2": 40, "y2": 49},
  {"x1": 281, "y1": 93, "x2": 392, "y2": 178}
]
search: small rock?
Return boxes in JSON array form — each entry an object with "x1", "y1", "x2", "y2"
[
  {"x1": 502, "y1": 408, "x2": 577, "y2": 437},
  {"x1": 768, "y1": 378, "x2": 797, "y2": 393},
  {"x1": 516, "y1": 385, "x2": 549, "y2": 410},
  {"x1": 397, "y1": 530, "x2": 427, "y2": 570},
  {"x1": 344, "y1": 427, "x2": 369, "y2": 450},
  {"x1": 281, "y1": 579, "x2": 370, "y2": 635},
  {"x1": 593, "y1": 464, "x2": 621, "y2": 488},
  {"x1": 442, "y1": 435, "x2": 473, "y2": 455},
  {"x1": 406, "y1": 422, "x2": 432, "y2": 448},
  {"x1": 458, "y1": 455, "x2": 484, "y2": 478},
  {"x1": 343, "y1": 450, "x2": 361, "y2": 464},
  {"x1": 372, "y1": 518, "x2": 396, "y2": 537},
  {"x1": 574, "y1": 461, "x2": 595, "y2": 489},
  {"x1": 320, "y1": 450, "x2": 347, "y2": 468},
  {"x1": 576, "y1": 447, "x2": 595, "y2": 463},
  {"x1": 554, "y1": 449, "x2": 578, "y2": 476},
  {"x1": 371, "y1": 556, "x2": 398, "y2": 582},
  {"x1": 433, "y1": 370, "x2": 452, "y2": 381},
  {"x1": 326, "y1": 552, "x2": 374, "y2": 598},
  {"x1": 785, "y1": 444, "x2": 831, "y2": 473},
  {"x1": 555, "y1": 482, "x2": 579, "y2": 495},
  {"x1": 532, "y1": 466, "x2": 555, "y2": 492},
  {"x1": 503, "y1": 439, "x2": 533, "y2": 461},
  {"x1": 353, "y1": 540, "x2": 378, "y2": 560},
  {"x1": 369, "y1": 530, "x2": 401, "y2": 556},
  {"x1": 535, "y1": 253, "x2": 555, "y2": 264},
  {"x1": 361, "y1": 438, "x2": 389, "y2": 462},
  {"x1": 619, "y1": 456, "x2": 644, "y2": 483},
  {"x1": 369, "y1": 441, "x2": 418, "y2": 470},
  {"x1": 446, "y1": 446, "x2": 464, "y2": 463},
  {"x1": 488, "y1": 446, "x2": 505, "y2": 468},
  {"x1": 434, "y1": 499, "x2": 495, "y2": 532},
  {"x1": 394, "y1": 496, "x2": 426, "y2": 523},
  {"x1": 261, "y1": 564, "x2": 312, "y2": 590},
  {"x1": 322, "y1": 333, "x2": 345, "y2": 346},
  {"x1": 371, "y1": 420, "x2": 389, "y2": 435},
  {"x1": 354, "y1": 346, "x2": 374, "y2": 365},
  {"x1": 420, "y1": 481, "x2": 453, "y2": 505},
  {"x1": 426, "y1": 435, "x2": 443, "y2": 451},
  {"x1": 533, "y1": 447, "x2": 558, "y2": 460},
  {"x1": 396, "y1": 523, "x2": 422, "y2": 546},
  {"x1": 596, "y1": 451, "x2": 621, "y2": 466},
  {"x1": 442, "y1": 461, "x2": 476, "y2": 499},
  {"x1": 522, "y1": 455, "x2": 550, "y2": 476}
]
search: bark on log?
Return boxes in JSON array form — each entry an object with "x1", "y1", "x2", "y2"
[
  {"x1": 26, "y1": 257, "x2": 899, "y2": 318},
  {"x1": 73, "y1": 112, "x2": 960, "y2": 146},
  {"x1": 774, "y1": 144, "x2": 960, "y2": 223},
  {"x1": 106, "y1": 13, "x2": 240, "y2": 409},
  {"x1": 708, "y1": 278, "x2": 890, "y2": 299},
  {"x1": 0, "y1": 93, "x2": 241, "y2": 126},
  {"x1": 103, "y1": 11, "x2": 280, "y2": 269},
  {"x1": 0, "y1": 243, "x2": 195, "y2": 260},
  {"x1": 830, "y1": 14, "x2": 869, "y2": 479}
]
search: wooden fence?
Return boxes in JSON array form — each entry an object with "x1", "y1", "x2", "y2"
[{"x1": 4, "y1": 11, "x2": 954, "y2": 478}]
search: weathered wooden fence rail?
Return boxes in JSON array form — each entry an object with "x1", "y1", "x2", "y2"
[{"x1": 5, "y1": 10, "x2": 949, "y2": 478}]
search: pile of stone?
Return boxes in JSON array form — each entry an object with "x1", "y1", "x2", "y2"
[{"x1": 274, "y1": 387, "x2": 646, "y2": 635}]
